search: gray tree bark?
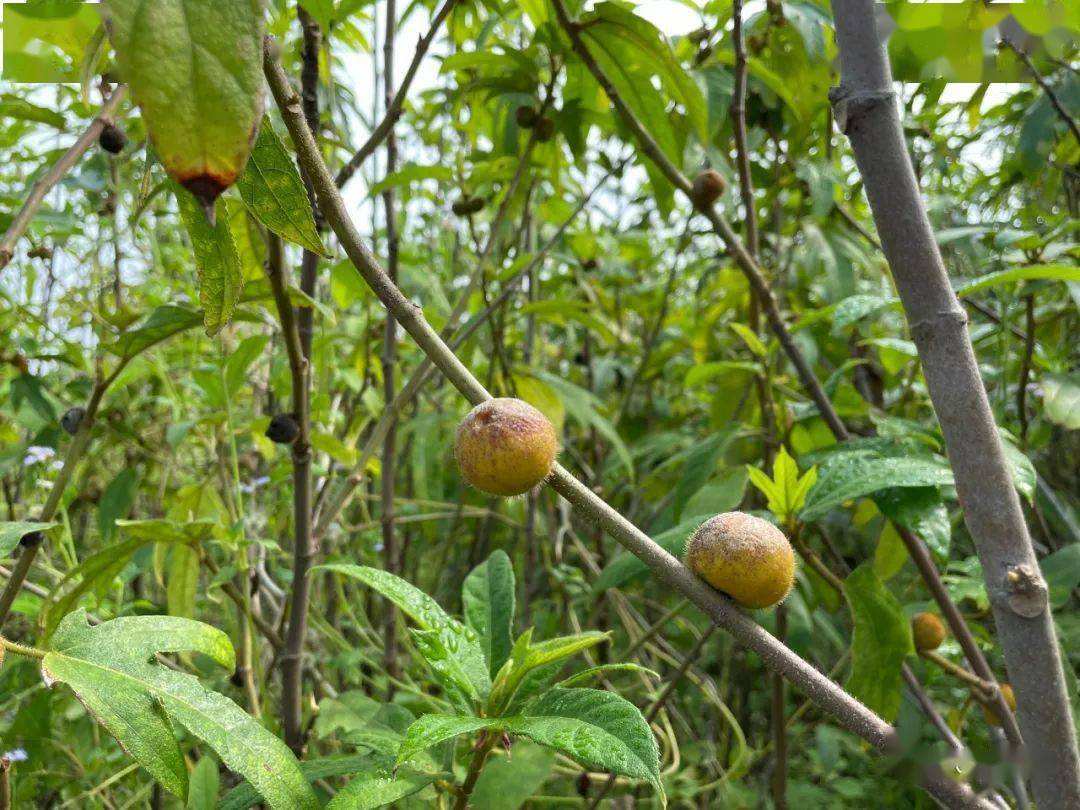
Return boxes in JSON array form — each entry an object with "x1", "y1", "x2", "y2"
[{"x1": 829, "y1": 1, "x2": 1080, "y2": 806}]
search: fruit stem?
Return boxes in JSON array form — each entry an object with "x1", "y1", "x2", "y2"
[{"x1": 919, "y1": 649, "x2": 997, "y2": 700}]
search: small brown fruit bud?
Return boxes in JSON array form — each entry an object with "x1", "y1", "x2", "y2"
[
  {"x1": 27, "y1": 245, "x2": 53, "y2": 260},
  {"x1": 534, "y1": 116, "x2": 556, "y2": 142},
  {"x1": 581, "y1": 257, "x2": 598, "y2": 271},
  {"x1": 912, "y1": 612, "x2": 946, "y2": 651},
  {"x1": 454, "y1": 398, "x2": 558, "y2": 496},
  {"x1": 515, "y1": 105, "x2": 539, "y2": 129},
  {"x1": 60, "y1": 406, "x2": 86, "y2": 435},
  {"x1": 99, "y1": 123, "x2": 127, "y2": 154},
  {"x1": 266, "y1": 413, "x2": 300, "y2": 445},
  {"x1": 981, "y1": 684, "x2": 1016, "y2": 727},
  {"x1": 690, "y1": 169, "x2": 726, "y2": 210},
  {"x1": 685, "y1": 512, "x2": 795, "y2": 609}
]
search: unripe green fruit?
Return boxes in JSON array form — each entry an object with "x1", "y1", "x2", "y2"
[
  {"x1": 454, "y1": 398, "x2": 557, "y2": 496},
  {"x1": 685, "y1": 512, "x2": 794, "y2": 609},
  {"x1": 912, "y1": 612, "x2": 946, "y2": 651},
  {"x1": 982, "y1": 683, "x2": 1016, "y2": 727},
  {"x1": 690, "y1": 169, "x2": 726, "y2": 210}
]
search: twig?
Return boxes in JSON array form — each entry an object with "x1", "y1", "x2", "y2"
[
  {"x1": 264, "y1": 40, "x2": 993, "y2": 810},
  {"x1": 0, "y1": 86, "x2": 127, "y2": 269},
  {"x1": 999, "y1": 38, "x2": 1080, "y2": 146},
  {"x1": 335, "y1": 0, "x2": 460, "y2": 189}
]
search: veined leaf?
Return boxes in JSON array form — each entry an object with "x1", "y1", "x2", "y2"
[
  {"x1": 843, "y1": 565, "x2": 912, "y2": 722},
  {"x1": 176, "y1": 185, "x2": 244, "y2": 336},
  {"x1": 235, "y1": 118, "x2": 327, "y2": 256},
  {"x1": 325, "y1": 769, "x2": 437, "y2": 809},
  {"x1": 108, "y1": 305, "x2": 203, "y2": 359},
  {"x1": 219, "y1": 754, "x2": 390, "y2": 810},
  {"x1": 101, "y1": 0, "x2": 264, "y2": 206},
  {"x1": 801, "y1": 451, "x2": 953, "y2": 521},
  {"x1": 316, "y1": 565, "x2": 491, "y2": 702},
  {"x1": 0, "y1": 521, "x2": 57, "y2": 559},
  {"x1": 42, "y1": 610, "x2": 317, "y2": 809},
  {"x1": 463, "y1": 550, "x2": 516, "y2": 678},
  {"x1": 955, "y1": 263, "x2": 1080, "y2": 297}
]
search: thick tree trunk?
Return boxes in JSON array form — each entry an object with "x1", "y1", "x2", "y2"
[{"x1": 829, "y1": 1, "x2": 1080, "y2": 806}]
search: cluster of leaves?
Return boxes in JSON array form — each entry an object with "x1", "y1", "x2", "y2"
[{"x1": 0, "y1": 0, "x2": 1076, "y2": 807}]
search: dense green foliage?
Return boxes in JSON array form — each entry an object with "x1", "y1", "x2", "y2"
[{"x1": 0, "y1": 0, "x2": 1077, "y2": 807}]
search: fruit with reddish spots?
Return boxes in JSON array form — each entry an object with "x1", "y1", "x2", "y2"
[
  {"x1": 982, "y1": 683, "x2": 1016, "y2": 727},
  {"x1": 454, "y1": 398, "x2": 558, "y2": 496},
  {"x1": 912, "y1": 612, "x2": 947, "y2": 651},
  {"x1": 266, "y1": 413, "x2": 300, "y2": 445},
  {"x1": 685, "y1": 511, "x2": 795, "y2": 609},
  {"x1": 690, "y1": 169, "x2": 726, "y2": 210}
]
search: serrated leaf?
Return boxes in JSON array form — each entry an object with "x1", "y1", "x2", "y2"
[
  {"x1": 0, "y1": 521, "x2": 57, "y2": 558},
  {"x1": 176, "y1": 186, "x2": 244, "y2": 336},
  {"x1": 43, "y1": 611, "x2": 317, "y2": 809},
  {"x1": 101, "y1": 0, "x2": 264, "y2": 201},
  {"x1": 463, "y1": 550, "x2": 516, "y2": 679},
  {"x1": 325, "y1": 769, "x2": 436, "y2": 810},
  {"x1": 801, "y1": 451, "x2": 953, "y2": 521},
  {"x1": 235, "y1": 118, "x2": 327, "y2": 256},
  {"x1": 316, "y1": 565, "x2": 491, "y2": 702},
  {"x1": 843, "y1": 565, "x2": 913, "y2": 722}
]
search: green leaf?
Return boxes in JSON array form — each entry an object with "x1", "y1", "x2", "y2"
[
  {"x1": 43, "y1": 611, "x2": 316, "y2": 809},
  {"x1": 223, "y1": 335, "x2": 269, "y2": 398},
  {"x1": 175, "y1": 185, "x2": 244, "y2": 336},
  {"x1": 108, "y1": 305, "x2": 203, "y2": 359},
  {"x1": 235, "y1": 118, "x2": 327, "y2": 256},
  {"x1": 325, "y1": 770, "x2": 436, "y2": 809},
  {"x1": 954, "y1": 263, "x2": 1080, "y2": 297},
  {"x1": 672, "y1": 431, "x2": 733, "y2": 521},
  {"x1": 471, "y1": 741, "x2": 555, "y2": 810},
  {"x1": 187, "y1": 755, "x2": 219, "y2": 810},
  {"x1": 730, "y1": 322, "x2": 768, "y2": 357},
  {"x1": 1043, "y1": 373, "x2": 1080, "y2": 430},
  {"x1": 166, "y1": 543, "x2": 200, "y2": 619},
  {"x1": 219, "y1": 754, "x2": 389, "y2": 810},
  {"x1": 843, "y1": 565, "x2": 913, "y2": 722},
  {"x1": 555, "y1": 663, "x2": 661, "y2": 689},
  {"x1": 0, "y1": 521, "x2": 57, "y2": 559},
  {"x1": 1041, "y1": 544, "x2": 1080, "y2": 610},
  {"x1": 463, "y1": 550, "x2": 516, "y2": 679},
  {"x1": 872, "y1": 522, "x2": 909, "y2": 581},
  {"x1": 801, "y1": 451, "x2": 953, "y2": 522},
  {"x1": 316, "y1": 565, "x2": 491, "y2": 702},
  {"x1": 97, "y1": 468, "x2": 138, "y2": 543},
  {"x1": 873, "y1": 487, "x2": 951, "y2": 559},
  {"x1": 41, "y1": 519, "x2": 212, "y2": 638},
  {"x1": 532, "y1": 371, "x2": 633, "y2": 477},
  {"x1": 398, "y1": 689, "x2": 661, "y2": 801},
  {"x1": 101, "y1": 0, "x2": 264, "y2": 197}
]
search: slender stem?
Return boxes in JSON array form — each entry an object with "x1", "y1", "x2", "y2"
[
  {"x1": 0, "y1": 636, "x2": 45, "y2": 660},
  {"x1": 771, "y1": 605, "x2": 788, "y2": 810},
  {"x1": 919, "y1": 650, "x2": 998, "y2": 701},
  {"x1": 999, "y1": 38, "x2": 1080, "y2": 146},
  {"x1": 1017, "y1": 293, "x2": 1035, "y2": 448},
  {"x1": 264, "y1": 43, "x2": 993, "y2": 809},
  {"x1": 335, "y1": 0, "x2": 460, "y2": 189},
  {"x1": 0, "y1": 86, "x2": 127, "y2": 269},
  {"x1": 831, "y1": 2, "x2": 1080, "y2": 804},
  {"x1": 380, "y1": 0, "x2": 403, "y2": 697},
  {"x1": 454, "y1": 732, "x2": 497, "y2": 810}
]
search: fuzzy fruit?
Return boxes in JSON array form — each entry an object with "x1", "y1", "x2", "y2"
[
  {"x1": 685, "y1": 512, "x2": 795, "y2": 609},
  {"x1": 515, "y1": 105, "x2": 539, "y2": 129},
  {"x1": 454, "y1": 398, "x2": 557, "y2": 496},
  {"x1": 266, "y1": 413, "x2": 300, "y2": 445},
  {"x1": 912, "y1": 612, "x2": 946, "y2": 651},
  {"x1": 99, "y1": 123, "x2": 127, "y2": 154},
  {"x1": 982, "y1": 684, "x2": 1016, "y2": 727},
  {"x1": 690, "y1": 169, "x2": 726, "y2": 210},
  {"x1": 60, "y1": 406, "x2": 86, "y2": 436}
]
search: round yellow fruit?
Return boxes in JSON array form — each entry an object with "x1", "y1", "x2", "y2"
[
  {"x1": 685, "y1": 512, "x2": 795, "y2": 609},
  {"x1": 912, "y1": 612, "x2": 947, "y2": 651},
  {"x1": 454, "y1": 398, "x2": 558, "y2": 497},
  {"x1": 982, "y1": 683, "x2": 1016, "y2": 727}
]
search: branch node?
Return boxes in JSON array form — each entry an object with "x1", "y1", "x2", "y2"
[
  {"x1": 828, "y1": 85, "x2": 895, "y2": 134},
  {"x1": 908, "y1": 309, "x2": 967, "y2": 345},
  {"x1": 1003, "y1": 563, "x2": 1048, "y2": 618}
]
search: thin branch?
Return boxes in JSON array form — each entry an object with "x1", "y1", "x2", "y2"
[
  {"x1": 264, "y1": 41, "x2": 993, "y2": 810},
  {"x1": 0, "y1": 86, "x2": 127, "y2": 269},
  {"x1": 335, "y1": 0, "x2": 460, "y2": 189},
  {"x1": 999, "y1": 38, "x2": 1080, "y2": 146}
]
